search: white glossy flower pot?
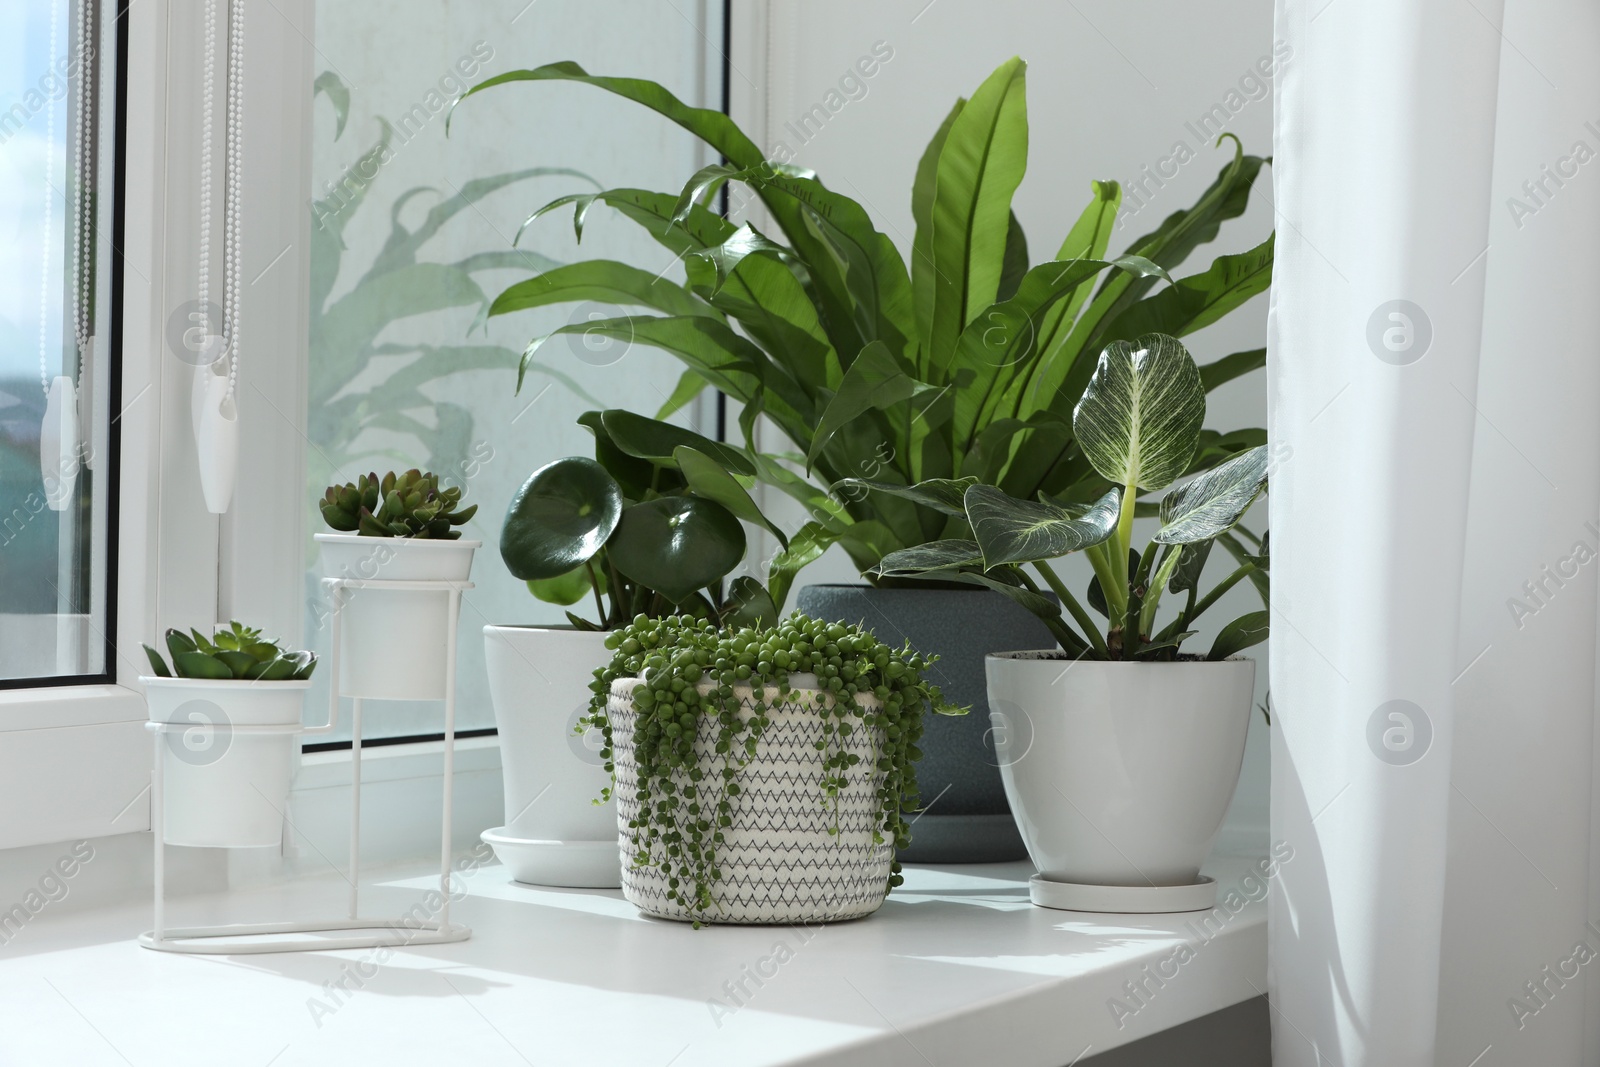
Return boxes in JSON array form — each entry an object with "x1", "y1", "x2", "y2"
[
  {"x1": 315, "y1": 534, "x2": 478, "y2": 700},
  {"x1": 608, "y1": 675, "x2": 892, "y2": 924},
  {"x1": 481, "y1": 626, "x2": 619, "y2": 888},
  {"x1": 986, "y1": 653, "x2": 1254, "y2": 901},
  {"x1": 143, "y1": 677, "x2": 311, "y2": 848}
]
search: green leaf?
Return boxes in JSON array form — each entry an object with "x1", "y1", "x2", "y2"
[
  {"x1": 690, "y1": 250, "x2": 836, "y2": 398},
  {"x1": 869, "y1": 539, "x2": 984, "y2": 578},
  {"x1": 1138, "y1": 543, "x2": 1184, "y2": 638},
  {"x1": 912, "y1": 98, "x2": 965, "y2": 369},
  {"x1": 685, "y1": 223, "x2": 790, "y2": 294},
  {"x1": 1154, "y1": 445, "x2": 1268, "y2": 545},
  {"x1": 517, "y1": 315, "x2": 775, "y2": 419},
  {"x1": 172, "y1": 651, "x2": 232, "y2": 680},
  {"x1": 1209, "y1": 610, "x2": 1269, "y2": 660},
  {"x1": 500, "y1": 457, "x2": 623, "y2": 581},
  {"x1": 165, "y1": 628, "x2": 197, "y2": 661},
  {"x1": 526, "y1": 564, "x2": 596, "y2": 607},
  {"x1": 576, "y1": 410, "x2": 678, "y2": 499},
  {"x1": 601, "y1": 409, "x2": 755, "y2": 477},
  {"x1": 1168, "y1": 536, "x2": 1213, "y2": 594},
  {"x1": 289, "y1": 651, "x2": 318, "y2": 680},
  {"x1": 1102, "y1": 235, "x2": 1275, "y2": 343},
  {"x1": 949, "y1": 569, "x2": 1063, "y2": 620},
  {"x1": 1187, "y1": 428, "x2": 1268, "y2": 475},
  {"x1": 656, "y1": 370, "x2": 708, "y2": 419},
  {"x1": 721, "y1": 165, "x2": 919, "y2": 366},
  {"x1": 948, "y1": 256, "x2": 1168, "y2": 451},
  {"x1": 1073, "y1": 332, "x2": 1205, "y2": 493},
  {"x1": 246, "y1": 655, "x2": 297, "y2": 681},
  {"x1": 996, "y1": 212, "x2": 1029, "y2": 302},
  {"x1": 674, "y1": 445, "x2": 787, "y2": 549},
  {"x1": 1003, "y1": 176, "x2": 1121, "y2": 384},
  {"x1": 455, "y1": 64, "x2": 865, "y2": 359},
  {"x1": 314, "y1": 71, "x2": 350, "y2": 140},
  {"x1": 965, "y1": 485, "x2": 1119, "y2": 568},
  {"x1": 834, "y1": 476, "x2": 977, "y2": 517},
  {"x1": 607, "y1": 497, "x2": 747, "y2": 603},
  {"x1": 768, "y1": 521, "x2": 838, "y2": 613},
  {"x1": 142, "y1": 645, "x2": 171, "y2": 678},
  {"x1": 721, "y1": 576, "x2": 778, "y2": 629},
  {"x1": 927, "y1": 57, "x2": 1029, "y2": 372},
  {"x1": 1138, "y1": 631, "x2": 1198, "y2": 658},
  {"x1": 807, "y1": 341, "x2": 927, "y2": 469},
  {"x1": 487, "y1": 260, "x2": 715, "y2": 321},
  {"x1": 1200, "y1": 347, "x2": 1266, "y2": 392}
]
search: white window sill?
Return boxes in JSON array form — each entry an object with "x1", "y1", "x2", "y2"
[
  {"x1": 0, "y1": 844, "x2": 1268, "y2": 1066},
  {"x1": 0, "y1": 684, "x2": 144, "y2": 731}
]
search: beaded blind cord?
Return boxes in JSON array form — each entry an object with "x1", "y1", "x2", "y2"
[
  {"x1": 38, "y1": 0, "x2": 96, "y2": 397},
  {"x1": 198, "y1": 0, "x2": 244, "y2": 399}
]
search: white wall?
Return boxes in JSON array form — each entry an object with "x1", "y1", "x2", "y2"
[{"x1": 731, "y1": 0, "x2": 1277, "y2": 835}]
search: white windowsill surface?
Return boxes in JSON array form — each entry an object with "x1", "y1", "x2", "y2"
[{"x1": 0, "y1": 843, "x2": 1267, "y2": 1066}]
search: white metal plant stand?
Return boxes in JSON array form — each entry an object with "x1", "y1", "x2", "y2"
[{"x1": 140, "y1": 577, "x2": 474, "y2": 953}]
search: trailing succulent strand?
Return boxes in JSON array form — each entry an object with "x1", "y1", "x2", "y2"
[
  {"x1": 582, "y1": 612, "x2": 958, "y2": 926},
  {"x1": 320, "y1": 469, "x2": 477, "y2": 539},
  {"x1": 143, "y1": 621, "x2": 317, "y2": 680}
]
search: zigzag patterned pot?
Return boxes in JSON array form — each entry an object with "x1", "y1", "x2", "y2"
[{"x1": 607, "y1": 676, "x2": 893, "y2": 924}]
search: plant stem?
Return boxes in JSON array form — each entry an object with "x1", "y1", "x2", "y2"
[
  {"x1": 1084, "y1": 541, "x2": 1125, "y2": 618},
  {"x1": 1114, "y1": 479, "x2": 1138, "y2": 589},
  {"x1": 1188, "y1": 563, "x2": 1257, "y2": 624},
  {"x1": 583, "y1": 559, "x2": 607, "y2": 627},
  {"x1": 1017, "y1": 569, "x2": 1090, "y2": 657},
  {"x1": 1122, "y1": 538, "x2": 1157, "y2": 658},
  {"x1": 1032, "y1": 560, "x2": 1109, "y2": 658},
  {"x1": 606, "y1": 557, "x2": 630, "y2": 625}
]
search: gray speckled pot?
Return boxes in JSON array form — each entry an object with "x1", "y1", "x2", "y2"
[{"x1": 797, "y1": 584, "x2": 1058, "y2": 863}]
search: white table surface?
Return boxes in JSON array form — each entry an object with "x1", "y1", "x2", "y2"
[{"x1": 0, "y1": 848, "x2": 1267, "y2": 1067}]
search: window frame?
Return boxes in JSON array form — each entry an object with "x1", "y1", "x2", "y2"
[
  {"x1": 0, "y1": 0, "x2": 320, "y2": 850},
  {"x1": 0, "y1": 0, "x2": 129, "y2": 695}
]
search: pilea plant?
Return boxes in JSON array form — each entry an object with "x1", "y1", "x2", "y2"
[
  {"x1": 143, "y1": 621, "x2": 318, "y2": 680},
  {"x1": 869, "y1": 333, "x2": 1270, "y2": 661},
  {"x1": 320, "y1": 469, "x2": 477, "y2": 539},
  {"x1": 501, "y1": 410, "x2": 811, "y2": 630},
  {"x1": 582, "y1": 612, "x2": 961, "y2": 925}
]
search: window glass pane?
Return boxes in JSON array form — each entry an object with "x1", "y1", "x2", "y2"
[
  {"x1": 0, "y1": 0, "x2": 117, "y2": 683},
  {"x1": 306, "y1": 3, "x2": 722, "y2": 738}
]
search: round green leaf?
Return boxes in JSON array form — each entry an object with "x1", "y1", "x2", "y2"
[
  {"x1": 607, "y1": 497, "x2": 746, "y2": 603},
  {"x1": 500, "y1": 457, "x2": 623, "y2": 580},
  {"x1": 526, "y1": 563, "x2": 598, "y2": 607},
  {"x1": 1073, "y1": 332, "x2": 1205, "y2": 492}
]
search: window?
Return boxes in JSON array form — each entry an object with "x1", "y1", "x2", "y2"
[
  {"x1": 301, "y1": 2, "x2": 725, "y2": 740},
  {"x1": 0, "y1": 0, "x2": 121, "y2": 686}
]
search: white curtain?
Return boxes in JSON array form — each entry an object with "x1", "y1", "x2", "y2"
[{"x1": 1269, "y1": 0, "x2": 1600, "y2": 1063}]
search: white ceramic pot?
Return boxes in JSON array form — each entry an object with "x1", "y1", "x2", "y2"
[
  {"x1": 314, "y1": 534, "x2": 479, "y2": 701},
  {"x1": 607, "y1": 674, "x2": 892, "y2": 924},
  {"x1": 986, "y1": 653, "x2": 1255, "y2": 886},
  {"x1": 481, "y1": 626, "x2": 619, "y2": 888},
  {"x1": 143, "y1": 677, "x2": 311, "y2": 848}
]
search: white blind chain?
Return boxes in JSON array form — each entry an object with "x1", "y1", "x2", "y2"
[
  {"x1": 221, "y1": 0, "x2": 244, "y2": 402},
  {"x1": 70, "y1": 0, "x2": 95, "y2": 359},
  {"x1": 38, "y1": 0, "x2": 61, "y2": 396}
]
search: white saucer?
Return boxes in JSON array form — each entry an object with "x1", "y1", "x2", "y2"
[
  {"x1": 1028, "y1": 874, "x2": 1217, "y2": 913},
  {"x1": 480, "y1": 827, "x2": 621, "y2": 889}
]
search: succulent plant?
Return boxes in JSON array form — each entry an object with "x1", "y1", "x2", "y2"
[
  {"x1": 143, "y1": 621, "x2": 317, "y2": 681},
  {"x1": 320, "y1": 469, "x2": 477, "y2": 540}
]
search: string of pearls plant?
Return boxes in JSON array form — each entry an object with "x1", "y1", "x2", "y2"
[{"x1": 583, "y1": 612, "x2": 961, "y2": 925}]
